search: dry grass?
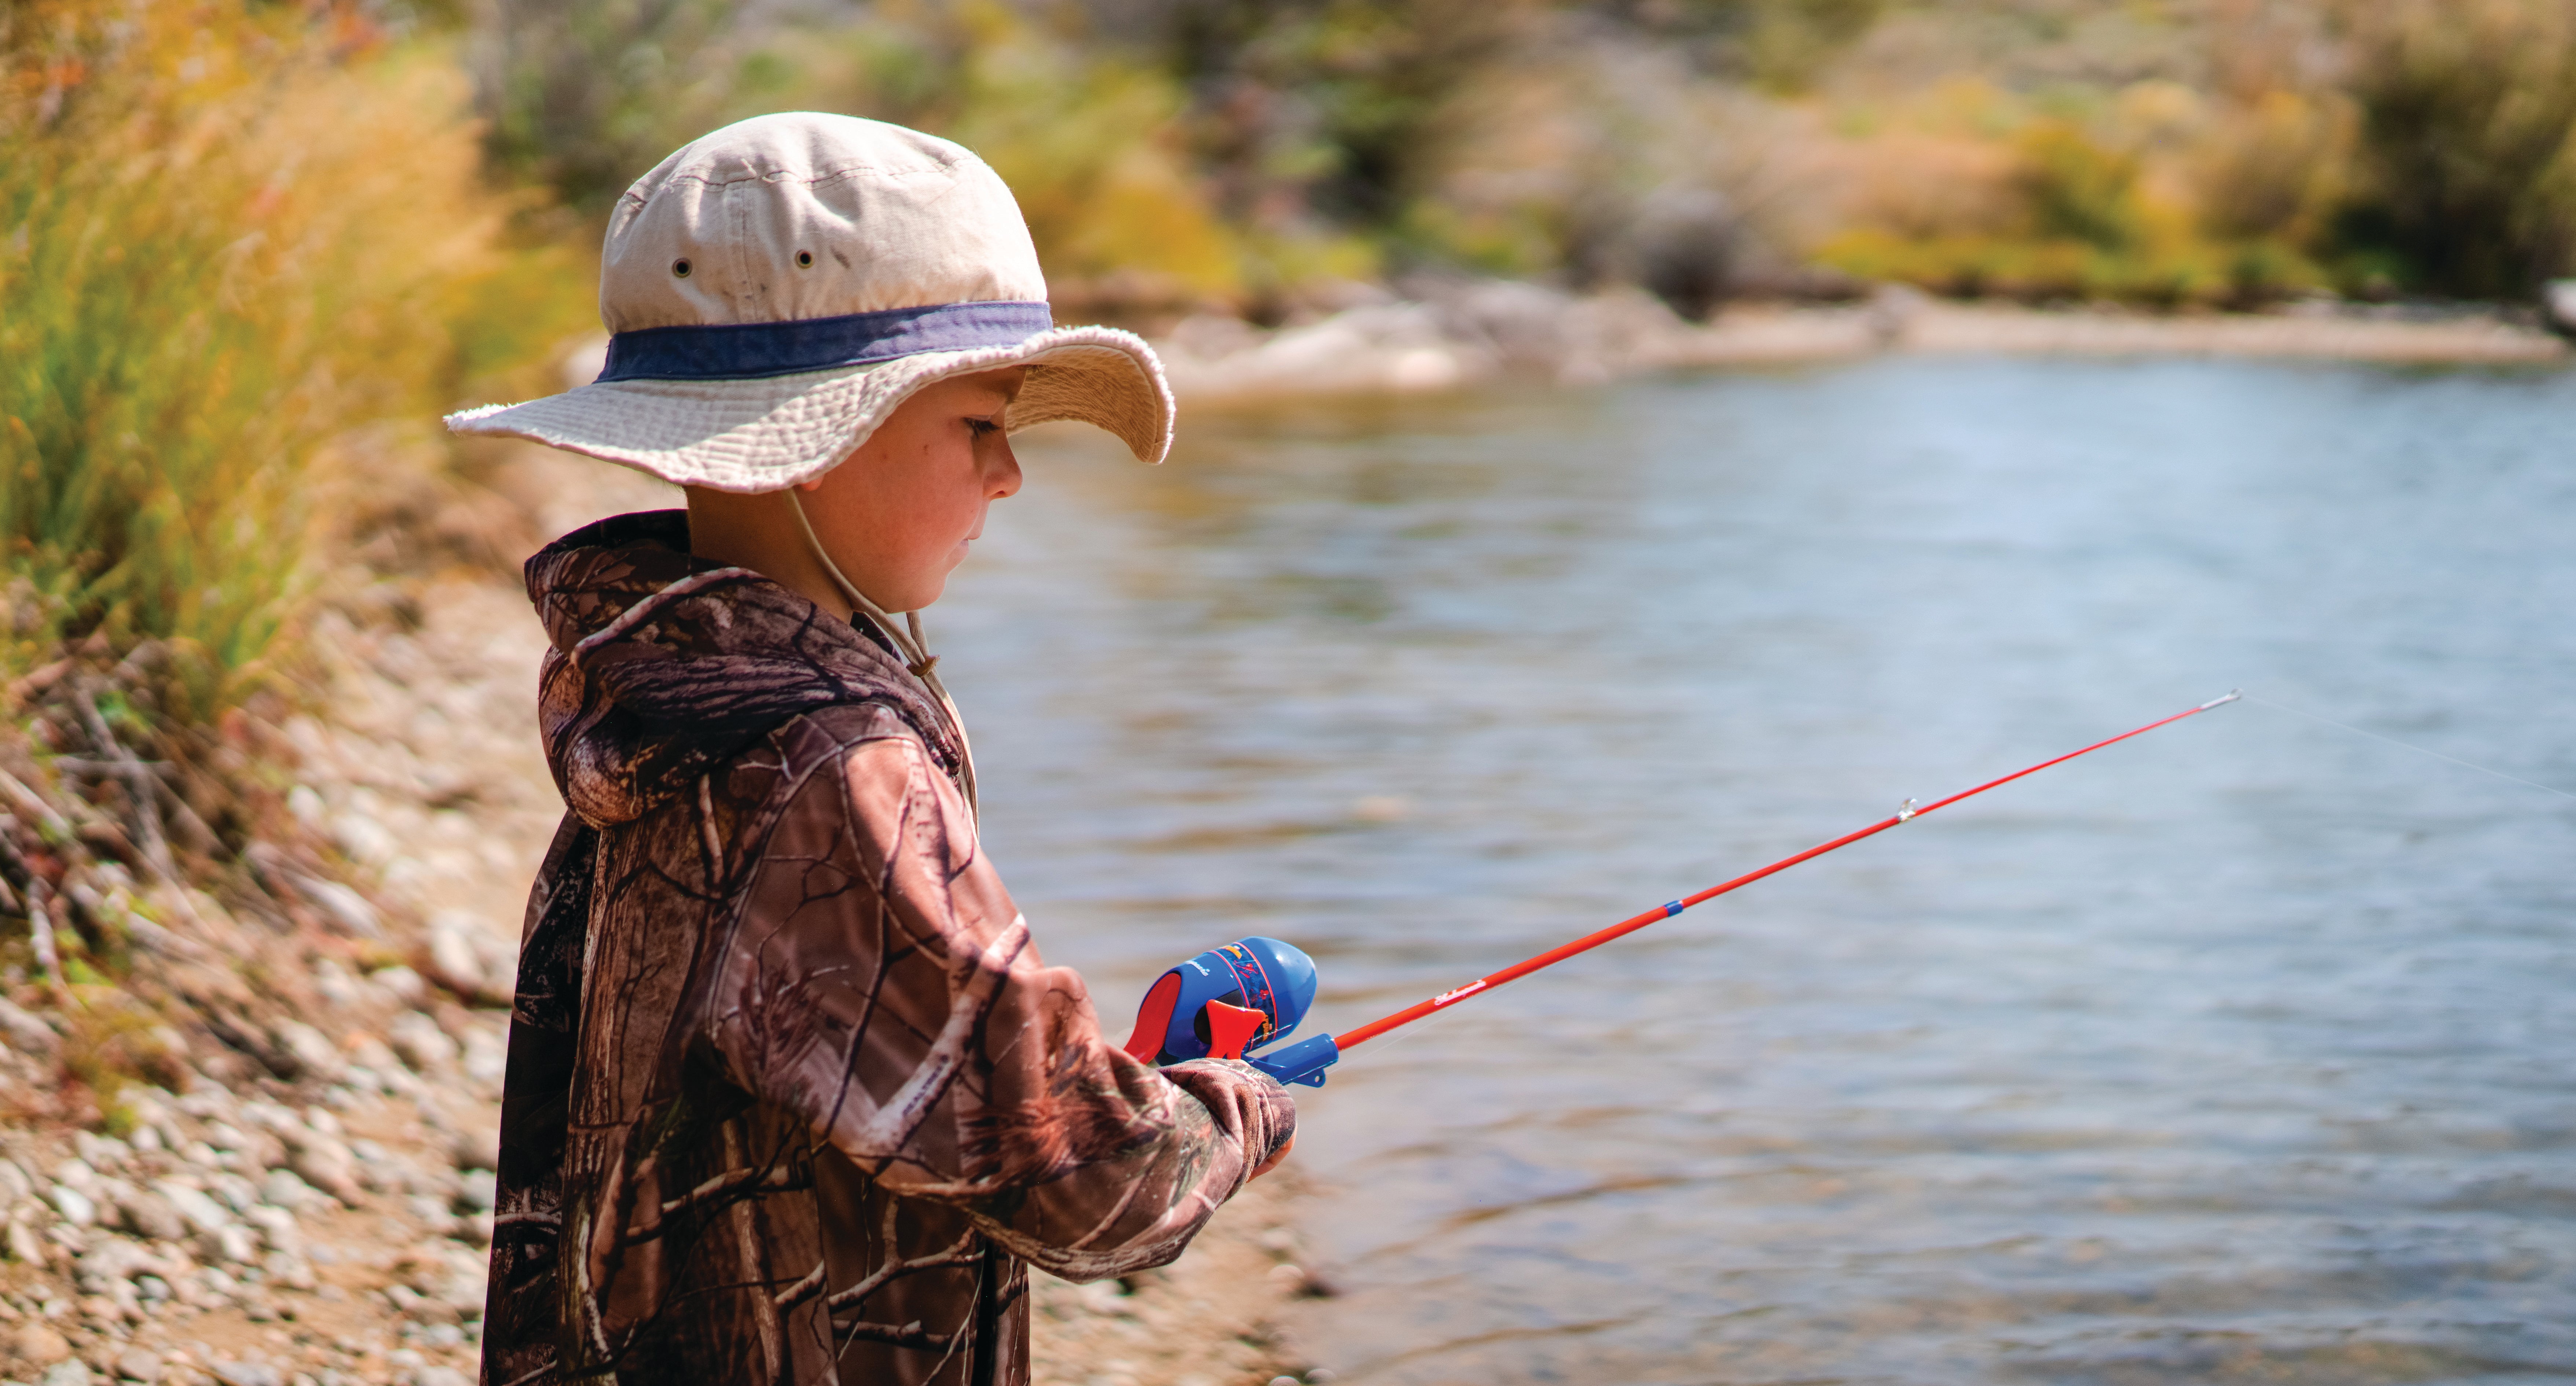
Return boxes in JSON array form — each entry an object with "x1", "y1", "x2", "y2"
[{"x1": 0, "y1": 0, "x2": 589, "y2": 722}]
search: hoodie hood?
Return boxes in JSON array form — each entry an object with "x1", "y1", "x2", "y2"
[{"x1": 524, "y1": 510, "x2": 966, "y2": 828}]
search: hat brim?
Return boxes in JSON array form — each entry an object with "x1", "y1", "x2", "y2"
[{"x1": 444, "y1": 324, "x2": 1173, "y2": 492}]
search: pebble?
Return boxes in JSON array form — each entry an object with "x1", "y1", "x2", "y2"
[
  {"x1": 212, "y1": 1176, "x2": 263, "y2": 1219},
  {"x1": 8, "y1": 1220, "x2": 48, "y2": 1264},
  {"x1": 287, "y1": 1144, "x2": 358, "y2": 1206},
  {"x1": 458, "y1": 1028, "x2": 508, "y2": 1085},
  {"x1": 269, "y1": 1024, "x2": 346, "y2": 1084},
  {"x1": 39, "y1": 1360, "x2": 90, "y2": 1386},
  {"x1": 46, "y1": 1189, "x2": 95, "y2": 1230},
  {"x1": 150, "y1": 1185, "x2": 231, "y2": 1240},
  {"x1": 425, "y1": 920, "x2": 496, "y2": 1001},
  {"x1": 0, "y1": 1159, "x2": 31, "y2": 1204},
  {"x1": 112, "y1": 1347, "x2": 162, "y2": 1384},
  {"x1": 241, "y1": 1207, "x2": 300, "y2": 1255},
  {"x1": 369, "y1": 967, "x2": 427, "y2": 1005},
  {"x1": 342, "y1": 1036, "x2": 402, "y2": 1076},
  {"x1": 210, "y1": 1363, "x2": 280, "y2": 1386},
  {"x1": 256, "y1": 1172, "x2": 317, "y2": 1214},
  {"x1": 383, "y1": 1016, "x2": 454, "y2": 1074},
  {"x1": 406, "y1": 1368, "x2": 469, "y2": 1386},
  {"x1": 208, "y1": 1226, "x2": 259, "y2": 1266},
  {"x1": 117, "y1": 1192, "x2": 187, "y2": 1244},
  {"x1": 446, "y1": 1125, "x2": 499, "y2": 1175},
  {"x1": 10, "y1": 1323, "x2": 71, "y2": 1367}
]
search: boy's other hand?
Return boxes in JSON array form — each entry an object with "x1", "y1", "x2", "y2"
[{"x1": 1252, "y1": 1136, "x2": 1294, "y2": 1180}]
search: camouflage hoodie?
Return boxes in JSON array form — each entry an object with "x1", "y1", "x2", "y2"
[{"x1": 484, "y1": 511, "x2": 1297, "y2": 1386}]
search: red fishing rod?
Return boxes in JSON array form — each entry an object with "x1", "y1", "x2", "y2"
[{"x1": 1123, "y1": 692, "x2": 2241, "y2": 1088}]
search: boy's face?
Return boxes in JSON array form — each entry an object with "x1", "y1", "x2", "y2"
[{"x1": 796, "y1": 367, "x2": 1027, "y2": 612}]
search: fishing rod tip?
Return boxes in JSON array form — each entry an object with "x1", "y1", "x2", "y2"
[{"x1": 2199, "y1": 690, "x2": 2243, "y2": 711}]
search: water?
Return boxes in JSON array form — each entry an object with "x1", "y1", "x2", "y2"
[{"x1": 939, "y1": 357, "x2": 2576, "y2": 1386}]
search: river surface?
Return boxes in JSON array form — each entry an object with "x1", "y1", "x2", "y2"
[{"x1": 940, "y1": 357, "x2": 2576, "y2": 1386}]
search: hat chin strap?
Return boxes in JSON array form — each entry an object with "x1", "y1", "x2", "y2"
[{"x1": 787, "y1": 489, "x2": 978, "y2": 814}]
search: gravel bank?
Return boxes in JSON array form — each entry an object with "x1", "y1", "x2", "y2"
[{"x1": 0, "y1": 450, "x2": 1327, "y2": 1386}]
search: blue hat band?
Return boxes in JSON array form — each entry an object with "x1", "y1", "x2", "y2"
[{"x1": 597, "y1": 300, "x2": 1055, "y2": 383}]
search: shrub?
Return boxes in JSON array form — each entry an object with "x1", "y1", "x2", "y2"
[
  {"x1": 2013, "y1": 120, "x2": 2146, "y2": 252},
  {"x1": 2331, "y1": 0, "x2": 2576, "y2": 296},
  {"x1": 0, "y1": 0, "x2": 585, "y2": 720},
  {"x1": 712, "y1": 3, "x2": 1256, "y2": 319}
]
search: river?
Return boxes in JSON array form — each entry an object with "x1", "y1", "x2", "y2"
[{"x1": 942, "y1": 356, "x2": 2576, "y2": 1385}]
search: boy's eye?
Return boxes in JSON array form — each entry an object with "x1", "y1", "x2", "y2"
[{"x1": 966, "y1": 417, "x2": 1001, "y2": 437}]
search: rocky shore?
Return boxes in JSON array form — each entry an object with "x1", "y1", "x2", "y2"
[
  {"x1": 0, "y1": 450, "x2": 1330, "y2": 1386},
  {"x1": 1154, "y1": 283, "x2": 2567, "y2": 403}
]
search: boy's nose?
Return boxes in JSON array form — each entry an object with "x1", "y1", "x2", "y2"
[{"x1": 989, "y1": 444, "x2": 1023, "y2": 499}]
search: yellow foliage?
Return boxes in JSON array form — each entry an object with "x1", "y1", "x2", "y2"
[{"x1": 0, "y1": 0, "x2": 588, "y2": 715}]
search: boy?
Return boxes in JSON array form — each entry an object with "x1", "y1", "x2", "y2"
[{"x1": 446, "y1": 113, "x2": 1298, "y2": 1386}]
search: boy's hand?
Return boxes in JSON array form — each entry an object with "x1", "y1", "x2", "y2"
[{"x1": 1251, "y1": 1136, "x2": 1295, "y2": 1180}]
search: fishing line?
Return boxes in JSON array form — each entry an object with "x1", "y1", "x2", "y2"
[
  {"x1": 1330, "y1": 689, "x2": 2240, "y2": 1051},
  {"x1": 2240, "y1": 693, "x2": 2576, "y2": 803},
  {"x1": 1172, "y1": 687, "x2": 2571, "y2": 1089}
]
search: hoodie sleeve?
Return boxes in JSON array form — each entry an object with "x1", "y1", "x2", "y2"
[{"x1": 705, "y1": 722, "x2": 1296, "y2": 1283}]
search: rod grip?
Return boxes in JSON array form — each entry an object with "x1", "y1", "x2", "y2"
[{"x1": 1248, "y1": 1033, "x2": 1338, "y2": 1088}]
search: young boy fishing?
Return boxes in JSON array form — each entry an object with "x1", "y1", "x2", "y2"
[{"x1": 446, "y1": 113, "x2": 1298, "y2": 1386}]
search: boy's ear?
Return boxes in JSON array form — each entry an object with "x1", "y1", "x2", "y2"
[{"x1": 796, "y1": 478, "x2": 824, "y2": 492}]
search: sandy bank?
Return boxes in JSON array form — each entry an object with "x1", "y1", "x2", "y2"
[{"x1": 1154, "y1": 285, "x2": 2568, "y2": 404}]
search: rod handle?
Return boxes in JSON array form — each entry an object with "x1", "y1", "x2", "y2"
[{"x1": 1249, "y1": 1033, "x2": 1338, "y2": 1088}]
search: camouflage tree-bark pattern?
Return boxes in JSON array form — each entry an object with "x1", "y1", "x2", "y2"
[{"x1": 484, "y1": 513, "x2": 1296, "y2": 1386}]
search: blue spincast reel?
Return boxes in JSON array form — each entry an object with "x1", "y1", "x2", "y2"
[{"x1": 1121, "y1": 936, "x2": 1339, "y2": 1088}]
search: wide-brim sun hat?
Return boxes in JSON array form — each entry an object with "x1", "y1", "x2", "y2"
[{"x1": 444, "y1": 112, "x2": 1173, "y2": 490}]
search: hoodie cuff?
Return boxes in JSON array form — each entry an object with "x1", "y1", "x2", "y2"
[{"x1": 1159, "y1": 1057, "x2": 1298, "y2": 1192}]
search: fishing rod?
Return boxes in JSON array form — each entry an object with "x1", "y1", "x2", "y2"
[{"x1": 1120, "y1": 690, "x2": 2243, "y2": 1088}]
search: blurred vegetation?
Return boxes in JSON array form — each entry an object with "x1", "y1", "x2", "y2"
[
  {"x1": 461, "y1": 0, "x2": 2576, "y2": 314},
  {"x1": 2330, "y1": 0, "x2": 2576, "y2": 300},
  {"x1": 12, "y1": 0, "x2": 2576, "y2": 720},
  {"x1": 1, "y1": 0, "x2": 591, "y2": 719}
]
